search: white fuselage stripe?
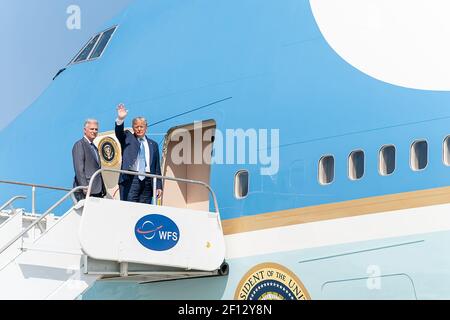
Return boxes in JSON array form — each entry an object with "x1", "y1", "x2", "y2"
[{"x1": 224, "y1": 202, "x2": 450, "y2": 259}]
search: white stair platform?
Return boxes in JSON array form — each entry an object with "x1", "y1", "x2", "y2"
[
  {"x1": 79, "y1": 197, "x2": 226, "y2": 272},
  {"x1": 0, "y1": 211, "x2": 23, "y2": 270},
  {"x1": 0, "y1": 195, "x2": 227, "y2": 299},
  {"x1": 0, "y1": 206, "x2": 99, "y2": 300}
]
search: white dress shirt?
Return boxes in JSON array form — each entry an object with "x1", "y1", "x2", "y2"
[{"x1": 116, "y1": 119, "x2": 150, "y2": 173}]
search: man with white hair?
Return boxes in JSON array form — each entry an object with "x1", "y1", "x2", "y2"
[{"x1": 72, "y1": 119, "x2": 105, "y2": 200}]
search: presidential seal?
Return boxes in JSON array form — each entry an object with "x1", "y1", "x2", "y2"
[
  {"x1": 235, "y1": 263, "x2": 311, "y2": 300},
  {"x1": 98, "y1": 137, "x2": 120, "y2": 167}
]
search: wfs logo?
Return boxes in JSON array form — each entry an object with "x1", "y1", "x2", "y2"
[{"x1": 135, "y1": 214, "x2": 180, "y2": 251}]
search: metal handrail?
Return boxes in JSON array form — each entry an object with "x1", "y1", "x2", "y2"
[
  {"x1": 0, "y1": 196, "x2": 26, "y2": 212},
  {"x1": 0, "y1": 180, "x2": 71, "y2": 192},
  {"x1": 87, "y1": 168, "x2": 221, "y2": 214},
  {"x1": 0, "y1": 180, "x2": 71, "y2": 214},
  {"x1": 0, "y1": 186, "x2": 86, "y2": 256}
]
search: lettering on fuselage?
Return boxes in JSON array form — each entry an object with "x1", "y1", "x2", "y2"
[{"x1": 235, "y1": 263, "x2": 311, "y2": 300}]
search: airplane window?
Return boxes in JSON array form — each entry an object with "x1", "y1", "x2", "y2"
[
  {"x1": 73, "y1": 34, "x2": 101, "y2": 64},
  {"x1": 89, "y1": 27, "x2": 117, "y2": 59},
  {"x1": 234, "y1": 170, "x2": 249, "y2": 199},
  {"x1": 70, "y1": 26, "x2": 117, "y2": 65},
  {"x1": 379, "y1": 145, "x2": 396, "y2": 175},
  {"x1": 348, "y1": 150, "x2": 364, "y2": 180},
  {"x1": 410, "y1": 140, "x2": 428, "y2": 171},
  {"x1": 319, "y1": 155, "x2": 334, "y2": 185},
  {"x1": 443, "y1": 136, "x2": 450, "y2": 166}
]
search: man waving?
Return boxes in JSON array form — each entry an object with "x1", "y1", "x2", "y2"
[{"x1": 115, "y1": 104, "x2": 163, "y2": 204}]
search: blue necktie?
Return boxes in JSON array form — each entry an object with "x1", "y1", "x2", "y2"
[
  {"x1": 90, "y1": 143, "x2": 99, "y2": 164},
  {"x1": 138, "y1": 139, "x2": 147, "y2": 180}
]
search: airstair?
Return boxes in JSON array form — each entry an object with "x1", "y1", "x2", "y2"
[
  {"x1": 0, "y1": 170, "x2": 227, "y2": 299},
  {"x1": 0, "y1": 196, "x2": 26, "y2": 270}
]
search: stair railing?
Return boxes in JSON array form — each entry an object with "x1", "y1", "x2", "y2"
[
  {"x1": 87, "y1": 168, "x2": 222, "y2": 228},
  {"x1": 0, "y1": 196, "x2": 27, "y2": 212},
  {"x1": 0, "y1": 180, "x2": 72, "y2": 214},
  {"x1": 0, "y1": 186, "x2": 86, "y2": 256}
]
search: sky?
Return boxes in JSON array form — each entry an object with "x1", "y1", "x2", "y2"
[{"x1": 0, "y1": 0, "x2": 134, "y2": 131}]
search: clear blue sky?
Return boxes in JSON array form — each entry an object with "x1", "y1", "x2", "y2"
[{"x1": 0, "y1": 0, "x2": 133, "y2": 130}]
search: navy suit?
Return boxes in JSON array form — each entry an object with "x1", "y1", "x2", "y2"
[{"x1": 115, "y1": 122, "x2": 162, "y2": 203}]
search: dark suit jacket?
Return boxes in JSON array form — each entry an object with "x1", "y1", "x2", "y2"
[
  {"x1": 72, "y1": 138, "x2": 104, "y2": 195},
  {"x1": 115, "y1": 122, "x2": 163, "y2": 189}
]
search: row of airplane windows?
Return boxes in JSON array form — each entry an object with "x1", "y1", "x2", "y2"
[
  {"x1": 318, "y1": 137, "x2": 450, "y2": 185},
  {"x1": 233, "y1": 137, "x2": 450, "y2": 198}
]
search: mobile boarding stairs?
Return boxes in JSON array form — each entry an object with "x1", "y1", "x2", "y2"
[{"x1": 0, "y1": 170, "x2": 227, "y2": 299}]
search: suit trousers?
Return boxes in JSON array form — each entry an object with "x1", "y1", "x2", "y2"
[{"x1": 119, "y1": 175, "x2": 154, "y2": 204}]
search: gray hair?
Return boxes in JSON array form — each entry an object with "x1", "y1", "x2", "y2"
[
  {"x1": 84, "y1": 118, "x2": 98, "y2": 128},
  {"x1": 132, "y1": 117, "x2": 148, "y2": 127}
]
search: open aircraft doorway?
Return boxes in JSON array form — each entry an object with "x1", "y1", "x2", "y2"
[{"x1": 161, "y1": 120, "x2": 216, "y2": 211}]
